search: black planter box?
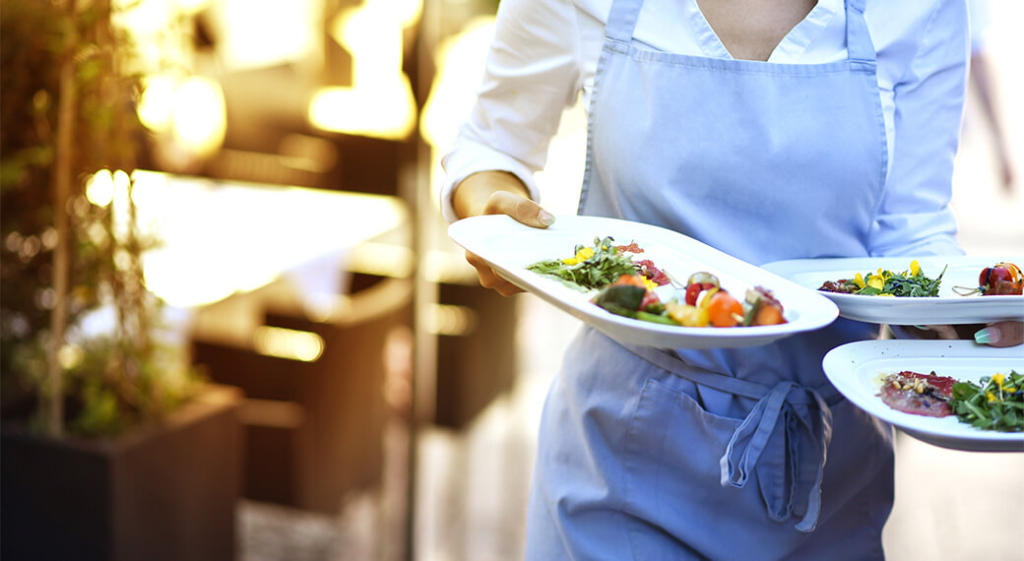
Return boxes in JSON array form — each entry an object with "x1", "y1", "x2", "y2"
[{"x1": 1, "y1": 384, "x2": 244, "y2": 561}]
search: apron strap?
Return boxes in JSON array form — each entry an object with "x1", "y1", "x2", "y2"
[
  {"x1": 623, "y1": 342, "x2": 838, "y2": 532},
  {"x1": 844, "y1": 0, "x2": 877, "y2": 63},
  {"x1": 604, "y1": 0, "x2": 643, "y2": 43}
]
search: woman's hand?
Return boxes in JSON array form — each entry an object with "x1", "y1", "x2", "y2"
[
  {"x1": 907, "y1": 321, "x2": 1024, "y2": 347},
  {"x1": 452, "y1": 171, "x2": 555, "y2": 296},
  {"x1": 973, "y1": 321, "x2": 1024, "y2": 347}
]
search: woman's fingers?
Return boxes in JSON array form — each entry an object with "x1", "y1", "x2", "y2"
[
  {"x1": 975, "y1": 321, "x2": 1024, "y2": 347},
  {"x1": 916, "y1": 325, "x2": 961, "y2": 340},
  {"x1": 460, "y1": 190, "x2": 552, "y2": 296},
  {"x1": 465, "y1": 250, "x2": 523, "y2": 296},
  {"x1": 484, "y1": 190, "x2": 555, "y2": 228}
]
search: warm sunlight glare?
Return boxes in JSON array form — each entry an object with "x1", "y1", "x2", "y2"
[
  {"x1": 211, "y1": 0, "x2": 317, "y2": 71},
  {"x1": 173, "y1": 0, "x2": 211, "y2": 16},
  {"x1": 253, "y1": 325, "x2": 325, "y2": 362},
  {"x1": 420, "y1": 17, "x2": 495, "y2": 150},
  {"x1": 137, "y1": 75, "x2": 227, "y2": 157},
  {"x1": 86, "y1": 169, "x2": 115, "y2": 208},
  {"x1": 309, "y1": 0, "x2": 421, "y2": 139},
  {"x1": 172, "y1": 77, "x2": 227, "y2": 157}
]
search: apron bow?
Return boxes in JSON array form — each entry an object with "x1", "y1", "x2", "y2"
[
  {"x1": 719, "y1": 381, "x2": 834, "y2": 532},
  {"x1": 624, "y1": 343, "x2": 838, "y2": 533}
]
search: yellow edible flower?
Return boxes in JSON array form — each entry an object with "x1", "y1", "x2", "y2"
[
  {"x1": 562, "y1": 246, "x2": 595, "y2": 266},
  {"x1": 910, "y1": 260, "x2": 921, "y2": 276},
  {"x1": 986, "y1": 390, "x2": 997, "y2": 403},
  {"x1": 642, "y1": 276, "x2": 658, "y2": 291},
  {"x1": 993, "y1": 372, "x2": 1005, "y2": 389},
  {"x1": 867, "y1": 275, "x2": 884, "y2": 291},
  {"x1": 666, "y1": 302, "x2": 709, "y2": 327},
  {"x1": 854, "y1": 272, "x2": 866, "y2": 288}
]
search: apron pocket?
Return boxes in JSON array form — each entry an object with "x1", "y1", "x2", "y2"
[{"x1": 622, "y1": 377, "x2": 746, "y2": 559}]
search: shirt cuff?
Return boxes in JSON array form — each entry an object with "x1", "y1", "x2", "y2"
[{"x1": 439, "y1": 139, "x2": 543, "y2": 224}]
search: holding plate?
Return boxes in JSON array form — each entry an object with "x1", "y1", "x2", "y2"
[{"x1": 449, "y1": 215, "x2": 839, "y2": 349}]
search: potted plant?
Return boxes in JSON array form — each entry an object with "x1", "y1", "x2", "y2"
[{"x1": 1, "y1": 2, "x2": 243, "y2": 560}]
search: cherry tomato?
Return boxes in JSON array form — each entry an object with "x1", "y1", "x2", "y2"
[
  {"x1": 978, "y1": 268, "x2": 991, "y2": 288},
  {"x1": 707, "y1": 292, "x2": 743, "y2": 328},
  {"x1": 987, "y1": 267, "x2": 1012, "y2": 285},
  {"x1": 684, "y1": 282, "x2": 718, "y2": 306},
  {"x1": 979, "y1": 262, "x2": 1023, "y2": 295}
]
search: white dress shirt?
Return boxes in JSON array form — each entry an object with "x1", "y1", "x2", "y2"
[{"x1": 440, "y1": 0, "x2": 968, "y2": 255}]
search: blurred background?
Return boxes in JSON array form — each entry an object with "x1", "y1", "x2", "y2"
[{"x1": 0, "y1": 0, "x2": 1021, "y2": 560}]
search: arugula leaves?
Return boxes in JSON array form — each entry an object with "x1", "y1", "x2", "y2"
[
  {"x1": 526, "y1": 236, "x2": 636, "y2": 291},
  {"x1": 949, "y1": 370, "x2": 1023, "y2": 432},
  {"x1": 851, "y1": 265, "x2": 946, "y2": 297}
]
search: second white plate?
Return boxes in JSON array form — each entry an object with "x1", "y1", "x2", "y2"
[
  {"x1": 822, "y1": 340, "x2": 1024, "y2": 452},
  {"x1": 448, "y1": 215, "x2": 839, "y2": 349},
  {"x1": 764, "y1": 256, "x2": 1024, "y2": 325}
]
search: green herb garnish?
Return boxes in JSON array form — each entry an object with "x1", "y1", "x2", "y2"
[
  {"x1": 526, "y1": 236, "x2": 636, "y2": 291},
  {"x1": 948, "y1": 370, "x2": 1023, "y2": 432},
  {"x1": 847, "y1": 262, "x2": 946, "y2": 297}
]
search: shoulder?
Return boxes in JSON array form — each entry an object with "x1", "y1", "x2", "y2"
[
  {"x1": 865, "y1": 0, "x2": 967, "y2": 53},
  {"x1": 866, "y1": 0, "x2": 968, "y2": 87}
]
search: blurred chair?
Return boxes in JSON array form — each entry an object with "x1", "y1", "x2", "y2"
[
  {"x1": 434, "y1": 280, "x2": 517, "y2": 429},
  {"x1": 191, "y1": 273, "x2": 412, "y2": 513}
]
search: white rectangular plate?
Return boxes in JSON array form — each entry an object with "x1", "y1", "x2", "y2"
[
  {"x1": 448, "y1": 215, "x2": 839, "y2": 349},
  {"x1": 763, "y1": 256, "x2": 1024, "y2": 325},
  {"x1": 822, "y1": 340, "x2": 1024, "y2": 452}
]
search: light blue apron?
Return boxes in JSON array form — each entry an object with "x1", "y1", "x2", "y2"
[{"x1": 525, "y1": 0, "x2": 896, "y2": 559}]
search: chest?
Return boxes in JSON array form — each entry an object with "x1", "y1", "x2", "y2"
[{"x1": 694, "y1": 0, "x2": 818, "y2": 61}]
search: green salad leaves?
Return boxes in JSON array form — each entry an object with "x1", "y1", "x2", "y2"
[
  {"x1": 526, "y1": 236, "x2": 636, "y2": 291},
  {"x1": 820, "y1": 260, "x2": 946, "y2": 297},
  {"x1": 949, "y1": 370, "x2": 1023, "y2": 432}
]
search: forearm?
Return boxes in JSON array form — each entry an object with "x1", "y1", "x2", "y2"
[{"x1": 451, "y1": 171, "x2": 532, "y2": 219}]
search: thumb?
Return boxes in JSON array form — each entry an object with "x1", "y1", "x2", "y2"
[
  {"x1": 975, "y1": 321, "x2": 1024, "y2": 347},
  {"x1": 487, "y1": 191, "x2": 555, "y2": 228}
]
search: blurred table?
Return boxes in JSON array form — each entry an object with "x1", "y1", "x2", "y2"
[{"x1": 130, "y1": 170, "x2": 408, "y2": 310}]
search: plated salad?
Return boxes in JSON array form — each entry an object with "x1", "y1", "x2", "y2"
[
  {"x1": 878, "y1": 369, "x2": 1023, "y2": 432},
  {"x1": 818, "y1": 260, "x2": 1023, "y2": 297},
  {"x1": 818, "y1": 260, "x2": 945, "y2": 297},
  {"x1": 526, "y1": 237, "x2": 787, "y2": 328}
]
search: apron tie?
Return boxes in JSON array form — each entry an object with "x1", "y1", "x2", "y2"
[
  {"x1": 720, "y1": 382, "x2": 834, "y2": 532},
  {"x1": 622, "y1": 343, "x2": 837, "y2": 533}
]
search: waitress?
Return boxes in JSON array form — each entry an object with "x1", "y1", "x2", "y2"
[{"x1": 442, "y1": 0, "x2": 1008, "y2": 558}]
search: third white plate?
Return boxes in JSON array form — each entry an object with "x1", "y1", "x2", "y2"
[{"x1": 822, "y1": 340, "x2": 1024, "y2": 452}]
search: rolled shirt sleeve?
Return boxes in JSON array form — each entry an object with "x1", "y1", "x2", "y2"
[
  {"x1": 868, "y1": 0, "x2": 969, "y2": 257},
  {"x1": 439, "y1": 0, "x2": 582, "y2": 223}
]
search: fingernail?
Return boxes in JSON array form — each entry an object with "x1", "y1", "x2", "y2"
[
  {"x1": 537, "y1": 210, "x2": 555, "y2": 226},
  {"x1": 975, "y1": 326, "x2": 1000, "y2": 345}
]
